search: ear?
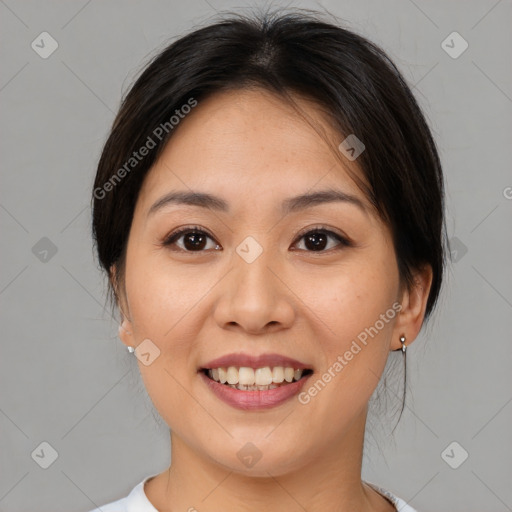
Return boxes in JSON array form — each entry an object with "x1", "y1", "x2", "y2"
[
  {"x1": 391, "y1": 264, "x2": 433, "y2": 350},
  {"x1": 110, "y1": 263, "x2": 135, "y2": 347}
]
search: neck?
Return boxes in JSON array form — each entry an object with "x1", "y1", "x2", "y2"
[{"x1": 145, "y1": 406, "x2": 394, "y2": 512}]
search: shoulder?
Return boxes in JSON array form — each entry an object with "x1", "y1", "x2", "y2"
[
  {"x1": 86, "y1": 474, "x2": 160, "y2": 512},
  {"x1": 87, "y1": 476, "x2": 418, "y2": 512},
  {"x1": 364, "y1": 481, "x2": 419, "y2": 512}
]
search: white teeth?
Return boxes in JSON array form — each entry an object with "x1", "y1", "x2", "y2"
[
  {"x1": 226, "y1": 366, "x2": 238, "y2": 385},
  {"x1": 284, "y1": 367, "x2": 294, "y2": 382},
  {"x1": 272, "y1": 366, "x2": 284, "y2": 383},
  {"x1": 255, "y1": 367, "x2": 273, "y2": 386},
  {"x1": 238, "y1": 367, "x2": 255, "y2": 385},
  {"x1": 206, "y1": 365, "x2": 309, "y2": 389},
  {"x1": 218, "y1": 367, "x2": 227, "y2": 383}
]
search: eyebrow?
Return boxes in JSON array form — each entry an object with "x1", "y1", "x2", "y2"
[{"x1": 147, "y1": 188, "x2": 367, "y2": 217}]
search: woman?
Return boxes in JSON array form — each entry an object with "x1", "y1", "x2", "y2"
[{"x1": 89, "y1": 8, "x2": 447, "y2": 512}]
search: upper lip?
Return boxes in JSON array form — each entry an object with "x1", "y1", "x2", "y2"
[{"x1": 200, "y1": 352, "x2": 312, "y2": 370}]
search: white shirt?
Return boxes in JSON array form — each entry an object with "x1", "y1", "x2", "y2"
[{"x1": 88, "y1": 474, "x2": 418, "y2": 511}]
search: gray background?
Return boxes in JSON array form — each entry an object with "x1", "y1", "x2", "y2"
[{"x1": 1, "y1": 0, "x2": 511, "y2": 511}]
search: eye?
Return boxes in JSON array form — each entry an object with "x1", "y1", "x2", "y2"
[
  {"x1": 292, "y1": 226, "x2": 351, "y2": 252},
  {"x1": 162, "y1": 225, "x2": 351, "y2": 253},
  {"x1": 162, "y1": 226, "x2": 220, "y2": 252}
]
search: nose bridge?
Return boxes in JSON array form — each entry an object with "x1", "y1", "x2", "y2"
[{"x1": 233, "y1": 234, "x2": 279, "y2": 305}]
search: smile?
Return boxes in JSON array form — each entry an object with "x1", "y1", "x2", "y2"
[
  {"x1": 199, "y1": 366, "x2": 313, "y2": 410},
  {"x1": 202, "y1": 366, "x2": 313, "y2": 391}
]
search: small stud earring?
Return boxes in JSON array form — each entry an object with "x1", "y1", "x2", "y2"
[
  {"x1": 399, "y1": 335, "x2": 407, "y2": 353},
  {"x1": 127, "y1": 346, "x2": 135, "y2": 354}
]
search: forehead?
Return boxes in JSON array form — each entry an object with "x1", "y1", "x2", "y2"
[{"x1": 138, "y1": 88, "x2": 369, "y2": 213}]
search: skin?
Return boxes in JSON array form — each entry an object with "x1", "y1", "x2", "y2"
[{"x1": 115, "y1": 88, "x2": 432, "y2": 512}]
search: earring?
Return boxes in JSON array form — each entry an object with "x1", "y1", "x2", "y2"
[
  {"x1": 391, "y1": 334, "x2": 408, "y2": 435},
  {"x1": 118, "y1": 324, "x2": 135, "y2": 354}
]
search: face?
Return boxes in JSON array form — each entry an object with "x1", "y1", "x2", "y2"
[{"x1": 116, "y1": 88, "x2": 428, "y2": 477}]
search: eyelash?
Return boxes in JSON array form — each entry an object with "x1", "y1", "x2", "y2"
[{"x1": 161, "y1": 225, "x2": 352, "y2": 253}]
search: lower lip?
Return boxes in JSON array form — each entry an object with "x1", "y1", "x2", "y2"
[{"x1": 199, "y1": 371, "x2": 312, "y2": 411}]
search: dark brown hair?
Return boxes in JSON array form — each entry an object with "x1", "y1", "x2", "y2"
[
  {"x1": 92, "y1": 8, "x2": 447, "y2": 327},
  {"x1": 91, "y1": 7, "x2": 448, "y2": 433}
]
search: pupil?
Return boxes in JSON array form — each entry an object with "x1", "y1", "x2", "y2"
[
  {"x1": 305, "y1": 232, "x2": 327, "y2": 251},
  {"x1": 184, "y1": 232, "x2": 206, "y2": 251}
]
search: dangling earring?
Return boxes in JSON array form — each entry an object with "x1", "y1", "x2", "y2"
[
  {"x1": 391, "y1": 334, "x2": 408, "y2": 435},
  {"x1": 399, "y1": 335, "x2": 407, "y2": 387}
]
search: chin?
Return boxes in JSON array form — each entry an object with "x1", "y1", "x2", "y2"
[{"x1": 205, "y1": 438, "x2": 310, "y2": 478}]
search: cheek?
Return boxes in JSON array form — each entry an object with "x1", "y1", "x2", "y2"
[
  {"x1": 125, "y1": 248, "x2": 205, "y2": 337},
  {"x1": 124, "y1": 256, "x2": 206, "y2": 426},
  {"x1": 314, "y1": 252, "x2": 398, "y2": 338},
  {"x1": 334, "y1": 268, "x2": 398, "y2": 336},
  {"x1": 122, "y1": 248, "x2": 205, "y2": 383},
  {"x1": 310, "y1": 248, "x2": 399, "y2": 383}
]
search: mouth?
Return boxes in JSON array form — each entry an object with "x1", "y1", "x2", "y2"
[
  {"x1": 197, "y1": 352, "x2": 314, "y2": 409},
  {"x1": 199, "y1": 366, "x2": 314, "y2": 392}
]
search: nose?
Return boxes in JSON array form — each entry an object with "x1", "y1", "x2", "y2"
[{"x1": 212, "y1": 246, "x2": 296, "y2": 335}]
